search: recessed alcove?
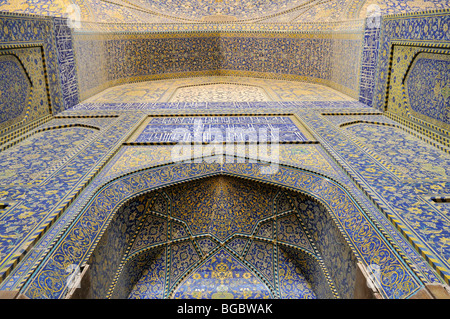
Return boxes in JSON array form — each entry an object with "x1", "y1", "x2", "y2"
[
  {"x1": 1, "y1": 3, "x2": 450, "y2": 301},
  {"x1": 86, "y1": 175, "x2": 360, "y2": 299}
]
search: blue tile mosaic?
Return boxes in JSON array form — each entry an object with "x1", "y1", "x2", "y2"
[
  {"x1": 277, "y1": 248, "x2": 316, "y2": 299},
  {"x1": 373, "y1": 11, "x2": 450, "y2": 114},
  {"x1": 0, "y1": 8, "x2": 450, "y2": 301},
  {"x1": 135, "y1": 116, "x2": 310, "y2": 143},
  {"x1": 127, "y1": 248, "x2": 167, "y2": 299},
  {"x1": 226, "y1": 237, "x2": 249, "y2": 256},
  {"x1": 165, "y1": 176, "x2": 278, "y2": 241},
  {"x1": 17, "y1": 162, "x2": 423, "y2": 299},
  {"x1": 73, "y1": 31, "x2": 363, "y2": 101},
  {"x1": 358, "y1": 19, "x2": 381, "y2": 107},
  {"x1": 53, "y1": 17, "x2": 79, "y2": 110},
  {"x1": 172, "y1": 249, "x2": 273, "y2": 299}
]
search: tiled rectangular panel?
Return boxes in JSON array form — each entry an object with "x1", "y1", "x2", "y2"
[
  {"x1": 73, "y1": 32, "x2": 363, "y2": 102},
  {"x1": 53, "y1": 17, "x2": 79, "y2": 110},
  {"x1": 358, "y1": 20, "x2": 381, "y2": 107},
  {"x1": 133, "y1": 116, "x2": 311, "y2": 143},
  {"x1": 0, "y1": 13, "x2": 64, "y2": 130}
]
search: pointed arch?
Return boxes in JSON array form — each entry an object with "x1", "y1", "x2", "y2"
[{"x1": 20, "y1": 159, "x2": 421, "y2": 299}]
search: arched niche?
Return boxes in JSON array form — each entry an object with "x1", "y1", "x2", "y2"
[
  {"x1": 87, "y1": 175, "x2": 356, "y2": 299},
  {"x1": 21, "y1": 161, "x2": 422, "y2": 299}
]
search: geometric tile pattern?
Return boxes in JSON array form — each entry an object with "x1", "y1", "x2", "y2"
[
  {"x1": 196, "y1": 238, "x2": 218, "y2": 255},
  {"x1": 128, "y1": 249, "x2": 167, "y2": 299},
  {"x1": 171, "y1": 221, "x2": 189, "y2": 240},
  {"x1": 279, "y1": 245, "x2": 335, "y2": 299},
  {"x1": 226, "y1": 237, "x2": 250, "y2": 256},
  {"x1": 277, "y1": 214, "x2": 314, "y2": 251},
  {"x1": 0, "y1": 89, "x2": 446, "y2": 298},
  {"x1": 275, "y1": 192, "x2": 294, "y2": 214},
  {"x1": 277, "y1": 248, "x2": 316, "y2": 299},
  {"x1": 53, "y1": 17, "x2": 79, "y2": 110},
  {"x1": 129, "y1": 215, "x2": 167, "y2": 255},
  {"x1": 388, "y1": 44, "x2": 450, "y2": 140},
  {"x1": 0, "y1": 12, "x2": 64, "y2": 117},
  {"x1": 85, "y1": 173, "x2": 356, "y2": 300},
  {"x1": 18, "y1": 165, "x2": 424, "y2": 299},
  {"x1": 288, "y1": 192, "x2": 358, "y2": 298},
  {"x1": 100, "y1": 177, "x2": 346, "y2": 299},
  {"x1": 256, "y1": 220, "x2": 274, "y2": 239},
  {"x1": 110, "y1": 247, "x2": 166, "y2": 299},
  {"x1": 165, "y1": 176, "x2": 278, "y2": 241},
  {"x1": 245, "y1": 240, "x2": 275, "y2": 288},
  {"x1": 0, "y1": 94, "x2": 445, "y2": 300}
]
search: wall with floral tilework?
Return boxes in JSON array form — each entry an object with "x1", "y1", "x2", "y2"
[
  {"x1": 0, "y1": 5, "x2": 450, "y2": 301},
  {"x1": 73, "y1": 30, "x2": 364, "y2": 102},
  {"x1": 373, "y1": 10, "x2": 450, "y2": 140}
]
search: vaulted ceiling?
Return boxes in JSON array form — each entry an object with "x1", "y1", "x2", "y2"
[{"x1": 1, "y1": 0, "x2": 449, "y2": 24}]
